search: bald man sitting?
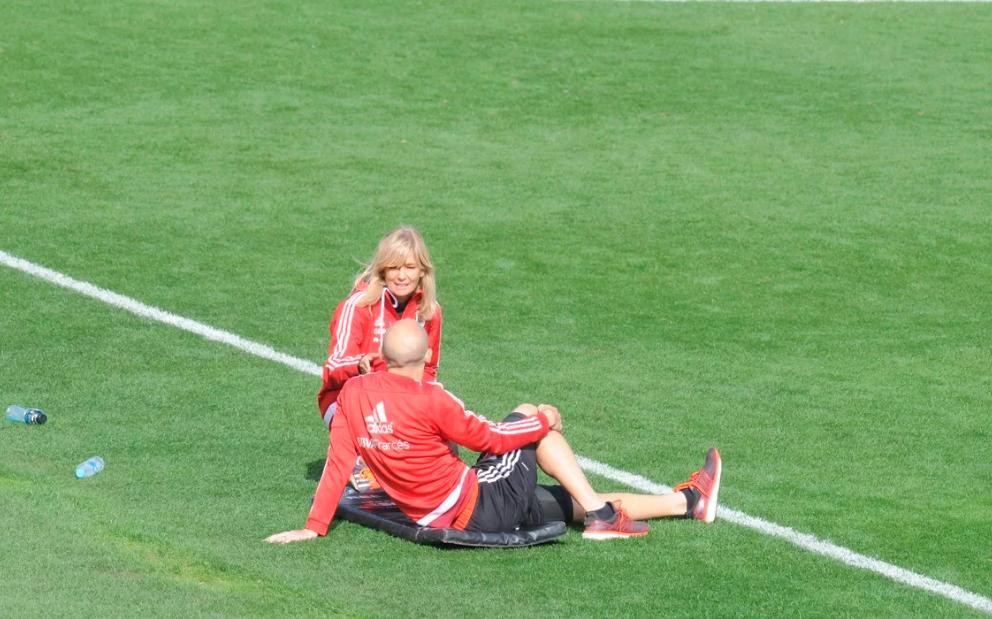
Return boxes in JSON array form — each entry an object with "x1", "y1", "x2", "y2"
[{"x1": 266, "y1": 319, "x2": 721, "y2": 543}]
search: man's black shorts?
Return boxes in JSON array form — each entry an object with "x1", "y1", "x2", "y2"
[{"x1": 465, "y1": 412, "x2": 573, "y2": 532}]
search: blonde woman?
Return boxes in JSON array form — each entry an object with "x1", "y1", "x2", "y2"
[{"x1": 317, "y1": 226, "x2": 443, "y2": 428}]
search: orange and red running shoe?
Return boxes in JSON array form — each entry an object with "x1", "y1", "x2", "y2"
[
  {"x1": 674, "y1": 447, "x2": 722, "y2": 523},
  {"x1": 582, "y1": 501, "x2": 650, "y2": 540}
]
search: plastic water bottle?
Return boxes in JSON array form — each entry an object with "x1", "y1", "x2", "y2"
[
  {"x1": 5, "y1": 405, "x2": 47, "y2": 425},
  {"x1": 75, "y1": 456, "x2": 105, "y2": 479}
]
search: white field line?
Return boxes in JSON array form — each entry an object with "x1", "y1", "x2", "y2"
[
  {"x1": 2, "y1": 248, "x2": 990, "y2": 615},
  {"x1": 576, "y1": 456, "x2": 992, "y2": 614},
  {"x1": 0, "y1": 250, "x2": 323, "y2": 377}
]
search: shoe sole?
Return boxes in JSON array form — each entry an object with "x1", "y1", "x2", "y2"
[
  {"x1": 701, "y1": 448, "x2": 722, "y2": 524},
  {"x1": 582, "y1": 531, "x2": 650, "y2": 540}
]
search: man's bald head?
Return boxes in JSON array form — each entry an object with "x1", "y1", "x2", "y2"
[{"x1": 382, "y1": 319, "x2": 430, "y2": 369}]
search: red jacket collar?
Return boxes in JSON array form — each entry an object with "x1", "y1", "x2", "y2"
[{"x1": 350, "y1": 281, "x2": 422, "y2": 312}]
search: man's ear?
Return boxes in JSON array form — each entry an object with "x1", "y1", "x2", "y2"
[{"x1": 424, "y1": 348, "x2": 433, "y2": 365}]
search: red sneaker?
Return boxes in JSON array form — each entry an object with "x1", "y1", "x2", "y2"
[
  {"x1": 674, "y1": 447, "x2": 722, "y2": 523},
  {"x1": 582, "y1": 502, "x2": 650, "y2": 540}
]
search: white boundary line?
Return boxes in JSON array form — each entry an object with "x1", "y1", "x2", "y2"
[
  {"x1": 0, "y1": 251, "x2": 323, "y2": 377},
  {"x1": 576, "y1": 457, "x2": 992, "y2": 614},
  {"x1": 2, "y1": 248, "x2": 990, "y2": 615}
]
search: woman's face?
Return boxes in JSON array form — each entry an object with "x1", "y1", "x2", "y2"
[{"x1": 383, "y1": 252, "x2": 423, "y2": 302}]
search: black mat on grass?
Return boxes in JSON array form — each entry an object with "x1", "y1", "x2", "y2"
[{"x1": 338, "y1": 488, "x2": 567, "y2": 548}]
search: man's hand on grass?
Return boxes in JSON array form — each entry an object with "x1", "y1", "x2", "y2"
[{"x1": 265, "y1": 529, "x2": 319, "y2": 544}]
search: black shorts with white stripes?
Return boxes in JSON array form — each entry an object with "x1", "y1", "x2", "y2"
[{"x1": 465, "y1": 412, "x2": 574, "y2": 532}]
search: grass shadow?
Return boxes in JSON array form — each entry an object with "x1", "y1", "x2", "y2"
[{"x1": 306, "y1": 459, "x2": 325, "y2": 481}]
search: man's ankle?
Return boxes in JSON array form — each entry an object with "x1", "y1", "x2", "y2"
[
  {"x1": 584, "y1": 502, "x2": 617, "y2": 524},
  {"x1": 680, "y1": 488, "x2": 700, "y2": 517}
]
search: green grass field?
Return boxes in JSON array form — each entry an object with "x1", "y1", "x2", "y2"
[{"x1": 2, "y1": 0, "x2": 990, "y2": 616}]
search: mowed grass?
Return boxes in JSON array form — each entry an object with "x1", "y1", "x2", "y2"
[{"x1": 2, "y1": 0, "x2": 991, "y2": 616}]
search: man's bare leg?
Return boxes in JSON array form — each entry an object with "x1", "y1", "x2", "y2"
[
  {"x1": 535, "y1": 431, "x2": 688, "y2": 521},
  {"x1": 577, "y1": 492, "x2": 687, "y2": 522},
  {"x1": 512, "y1": 404, "x2": 607, "y2": 514},
  {"x1": 513, "y1": 404, "x2": 688, "y2": 522},
  {"x1": 535, "y1": 427, "x2": 610, "y2": 514}
]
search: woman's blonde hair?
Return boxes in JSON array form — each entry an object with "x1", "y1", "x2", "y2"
[{"x1": 355, "y1": 226, "x2": 437, "y2": 320}]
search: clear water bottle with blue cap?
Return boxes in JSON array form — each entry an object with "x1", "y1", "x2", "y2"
[
  {"x1": 75, "y1": 456, "x2": 105, "y2": 479},
  {"x1": 5, "y1": 405, "x2": 47, "y2": 425}
]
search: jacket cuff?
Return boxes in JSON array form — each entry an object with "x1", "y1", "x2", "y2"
[{"x1": 306, "y1": 519, "x2": 329, "y2": 536}]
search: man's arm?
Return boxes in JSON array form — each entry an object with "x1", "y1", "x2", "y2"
[
  {"x1": 265, "y1": 407, "x2": 358, "y2": 543},
  {"x1": 432, "y1": 388, "x2": 553, "y2": 455}
]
